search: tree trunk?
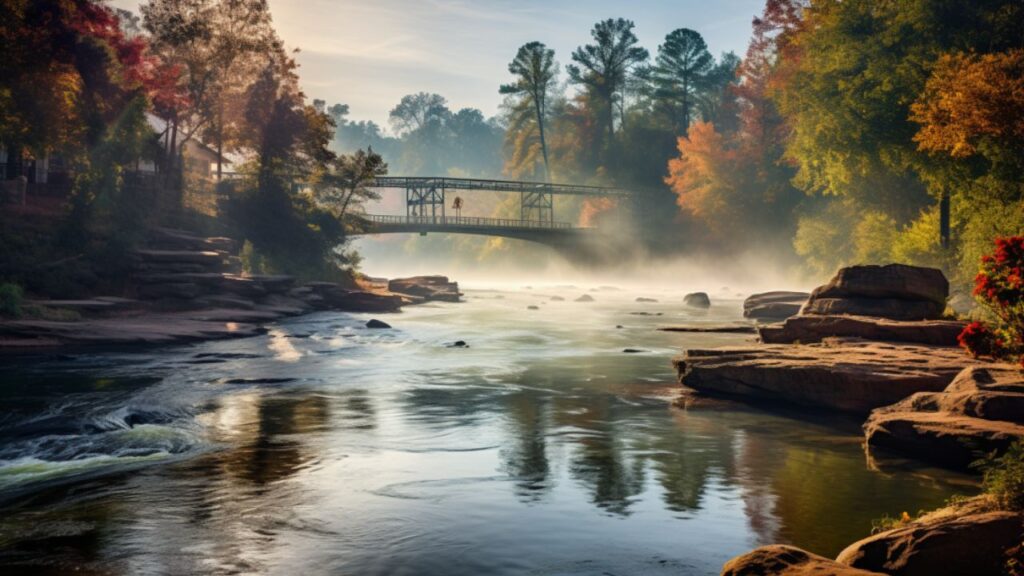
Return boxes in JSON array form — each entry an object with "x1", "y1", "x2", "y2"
[{"x1": 533, "y1": 96, "x2": 551, "y2": 182}]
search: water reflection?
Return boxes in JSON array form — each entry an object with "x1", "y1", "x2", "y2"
[{"x1": 0, "y1": 291, "x2": 978, "y2": 575}]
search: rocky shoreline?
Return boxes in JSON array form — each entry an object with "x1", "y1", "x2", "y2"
[
  {"x1": 675, "y1": 264, "x2": 1024, "y2": 575},
  {"x1": 0, "y1": 228, "x2": 462, "y2": 353}
]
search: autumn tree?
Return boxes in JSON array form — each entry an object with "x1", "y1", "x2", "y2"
[{"x1": 500, "y1": 42, "x2": 558, "y2": 180}]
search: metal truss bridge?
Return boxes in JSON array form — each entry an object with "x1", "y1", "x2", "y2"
[{"x1": 366, "y1": 176, "x2": 635, "y2": 225}]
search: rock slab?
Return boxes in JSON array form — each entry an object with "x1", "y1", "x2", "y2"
[
  {"x1": 743, "y1": 291, "x2": 810, "y2": 321},
  {"x1": 675, "y1": 340, "x2": 977, "y2": 414},
  {"x1": 865, "y1": 365, "x2": 1024, "y2": 469},
  {"x1": 758, "y1": 315, "x2": 966, "y2": 346}
]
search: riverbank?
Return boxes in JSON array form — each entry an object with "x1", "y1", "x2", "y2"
[
  {"x1": 674, "y1": 264, "x2": 1024, "y2": 575},
  {"x1": 0, "y1": 228, "x2": 462, "y2": 353}
]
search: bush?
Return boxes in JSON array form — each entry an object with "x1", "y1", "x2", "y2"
[
  {"x1": 958, "y1": 236, "x2": 1024, "y2": 367},
  {"x1": 0, "y1": 282, "x2": 24, "y2": 318},
  {"x1": 979, "y1": 441, "x2": 1024, "y2": 511}
]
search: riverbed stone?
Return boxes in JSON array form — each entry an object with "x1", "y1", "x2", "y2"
[
  {"x1": 684, "y1": 292, "x2": 711, "y2": 308},
  {"x1": 366, "y1": 319, "x2": 391, "y2": 329},
  {"x1": 574, "y1": 294, "x2": 595, "y2": 302},
  {"x1": 721, "y1": 545, "x2": 884, "y2": 575},
  {"x1": 675, "y1": 340, "x2": 978, "y2": 414}
]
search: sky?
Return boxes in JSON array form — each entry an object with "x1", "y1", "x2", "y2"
[{"x1": 109, "y1": 0, "x2": 765, "y2": 132}]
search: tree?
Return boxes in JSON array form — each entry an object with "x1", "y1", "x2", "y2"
[
  {"x1": 142, "y1": 0, "x2": 283, "y2": 180},
  {"x1": 567, "y1": 18, "x2": 649, "y2": 154},
  {"x1": 314, "y1": 148, "x2": 387, "y2": 224},
  {"x1": 500, "y1": 42, "x2": 558, "y2": 180},
  {"x1": 388, "y1": 92, "x2": 450, "y2": 135},
  {"x1": 651, "y1": 28, "x2": 713, "y2": 134}
]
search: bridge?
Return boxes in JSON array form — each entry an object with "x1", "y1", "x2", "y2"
[{"x1": 355, "y1": 177, "x2": 636, "y2": 252}]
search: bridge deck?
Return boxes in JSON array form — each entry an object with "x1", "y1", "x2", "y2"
[
  {"x1": 371, "y1": 176, "x2": 634, "y2": 198},
  {"x1": 359, "y1": 214, "x2": 583, "y2": 233}
]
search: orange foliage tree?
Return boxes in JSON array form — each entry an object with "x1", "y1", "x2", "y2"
[{"x1": 911, "y1": 49, "x2": 1024, "y2": 159}]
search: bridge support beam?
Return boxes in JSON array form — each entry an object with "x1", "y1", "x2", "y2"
[
  {"x1": 406, "y1": 183, "x2": 445, "y2": 221},
  {"x1": 520, "y1": 190, "x2": 553, "y2": 224}
]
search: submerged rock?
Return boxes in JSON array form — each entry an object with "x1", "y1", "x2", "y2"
[
  {"x1": 574, "y1": 294, "x2": 595, "y2": 302},
  {"x1": 722, "y1": 545, "x2": 883, "y2": 575},
  {"x1": 684, "y1": 292, "x2": 711, "y2": 308},
  {"x1": 865, "y1": 365, "x2": 1024, "y2": 469},
  {"x1": 365, "y1": 319, "x2": 391, "y2": 329},
  {"x1": 446, "y1": 340, "x2": 469, "y2": 348},
  {"x1": 527, "y1": 305, "x2": 539, "y2": 310},
  {"x1": 635, "y1": 297, "x2": 659, "y2": 303},
  {"x1": 550, "y1": 296, "x2": 565, "y2": 302}
]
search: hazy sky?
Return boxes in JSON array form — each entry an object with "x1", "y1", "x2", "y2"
[{"x1": 110, "y1": 0, "x2": 765, "y2": 131}]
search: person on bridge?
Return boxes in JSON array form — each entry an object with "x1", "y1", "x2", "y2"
[{"x1": 452, "y1": 196, "x2": 463, "y2": 219}]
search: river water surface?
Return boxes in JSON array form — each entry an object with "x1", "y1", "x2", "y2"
[{"x1": 0, "y1": 286, "x2": 975, "y2": 575}]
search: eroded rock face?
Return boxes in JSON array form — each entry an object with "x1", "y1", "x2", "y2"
[
  {"x1": 801, "y1": 264, "x2": 948, "y2": 321},
  {"x1": 684, "y1": 292, "x2": 711, "y2": 308},
  {"x1": 759, "y1": 315, "x2": 966, "y2": 346},
  {"x1": 743, "y1": 291, "x2": 810, "y2": 320},
  {"x1": 721, "y1": 545, "x2": 884, "y2": 576},
  {"x1": 865, "y1": 365, "x2": 1024, "y2": 469},
  {"x1": 836, "y1": 498, "x2": 1024, "y2": 576},
  {"x1": 387, "y1": 276, "x2": 461, "y2": 302},
  {"x1": 675, "y1": 340, "x2": 976, "y2": 414}
]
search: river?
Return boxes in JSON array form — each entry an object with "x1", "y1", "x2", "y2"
[{"x1": 0, "y1": 286, "x2": 975, "y2": 575}]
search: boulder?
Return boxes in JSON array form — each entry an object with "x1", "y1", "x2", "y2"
[
  {"x1": 743, "y1": 291, "x2": 810, "y2": 320},
  {"x1": 836, "y1": 498, "x2": 1023, "y2": 576},
  {"x1": 675, "y1": 340, "x2": 978, "y2": 414},
  {"x1": 801, "y1": 264, "x2": 948, "y2": 321},
  {"x1": 574, "y1": 294, "x2": 595, "y2": 302},
  {"x1": 684, "y1": 292, "x2": 711, "y2": 308},
  {"x1": 865, "y1": 366, "x2": 1024, "y2": 469},
  {"x1": 813, "y1": 264, "x2": 948, "y2": 305},
  {"x1": 759, "y1": 315, "x2": 966, "y2": 346},
  {"x1": 365, "y1": 319, "x2": 391, "y2": 329},
  {"x1": 388, "y1": 275, "x2": 461, "y2": 302},
  {"x1": 721, "y1": 545, "x2": 884, "y2": 576}
]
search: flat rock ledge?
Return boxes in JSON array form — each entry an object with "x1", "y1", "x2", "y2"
[
  {"x1": 865, "y1": 365, "x2": 1024, "y2": 469},
  {"x1": 721, "y1": 545, "x2": 883, "y2": 575},
  {"x1": 674, "y1": 340, "x2": 977, "y2": 414},
  {"x1": 759, "y1": 315, "x2": 966, "y2": 346},
  {"x1": 743, "y1": 291, "x2": 810, "y2": 321}
]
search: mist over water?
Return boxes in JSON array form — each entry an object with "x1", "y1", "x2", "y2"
[{"x1": 0, "y1": 286, "x2": 971, "y2": 575}]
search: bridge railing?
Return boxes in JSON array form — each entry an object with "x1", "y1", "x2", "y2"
[{"x1": 362, "y1": 214, "x2": 575, "y2": 230}]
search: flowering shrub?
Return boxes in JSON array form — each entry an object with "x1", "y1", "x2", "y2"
[{"x1": 959, "y1": 236, "x2": 1024, "y2": 368}]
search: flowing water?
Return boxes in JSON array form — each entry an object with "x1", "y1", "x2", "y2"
[{"x1": 0, "y1": 286, "x2": 975, "y2": 575}]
